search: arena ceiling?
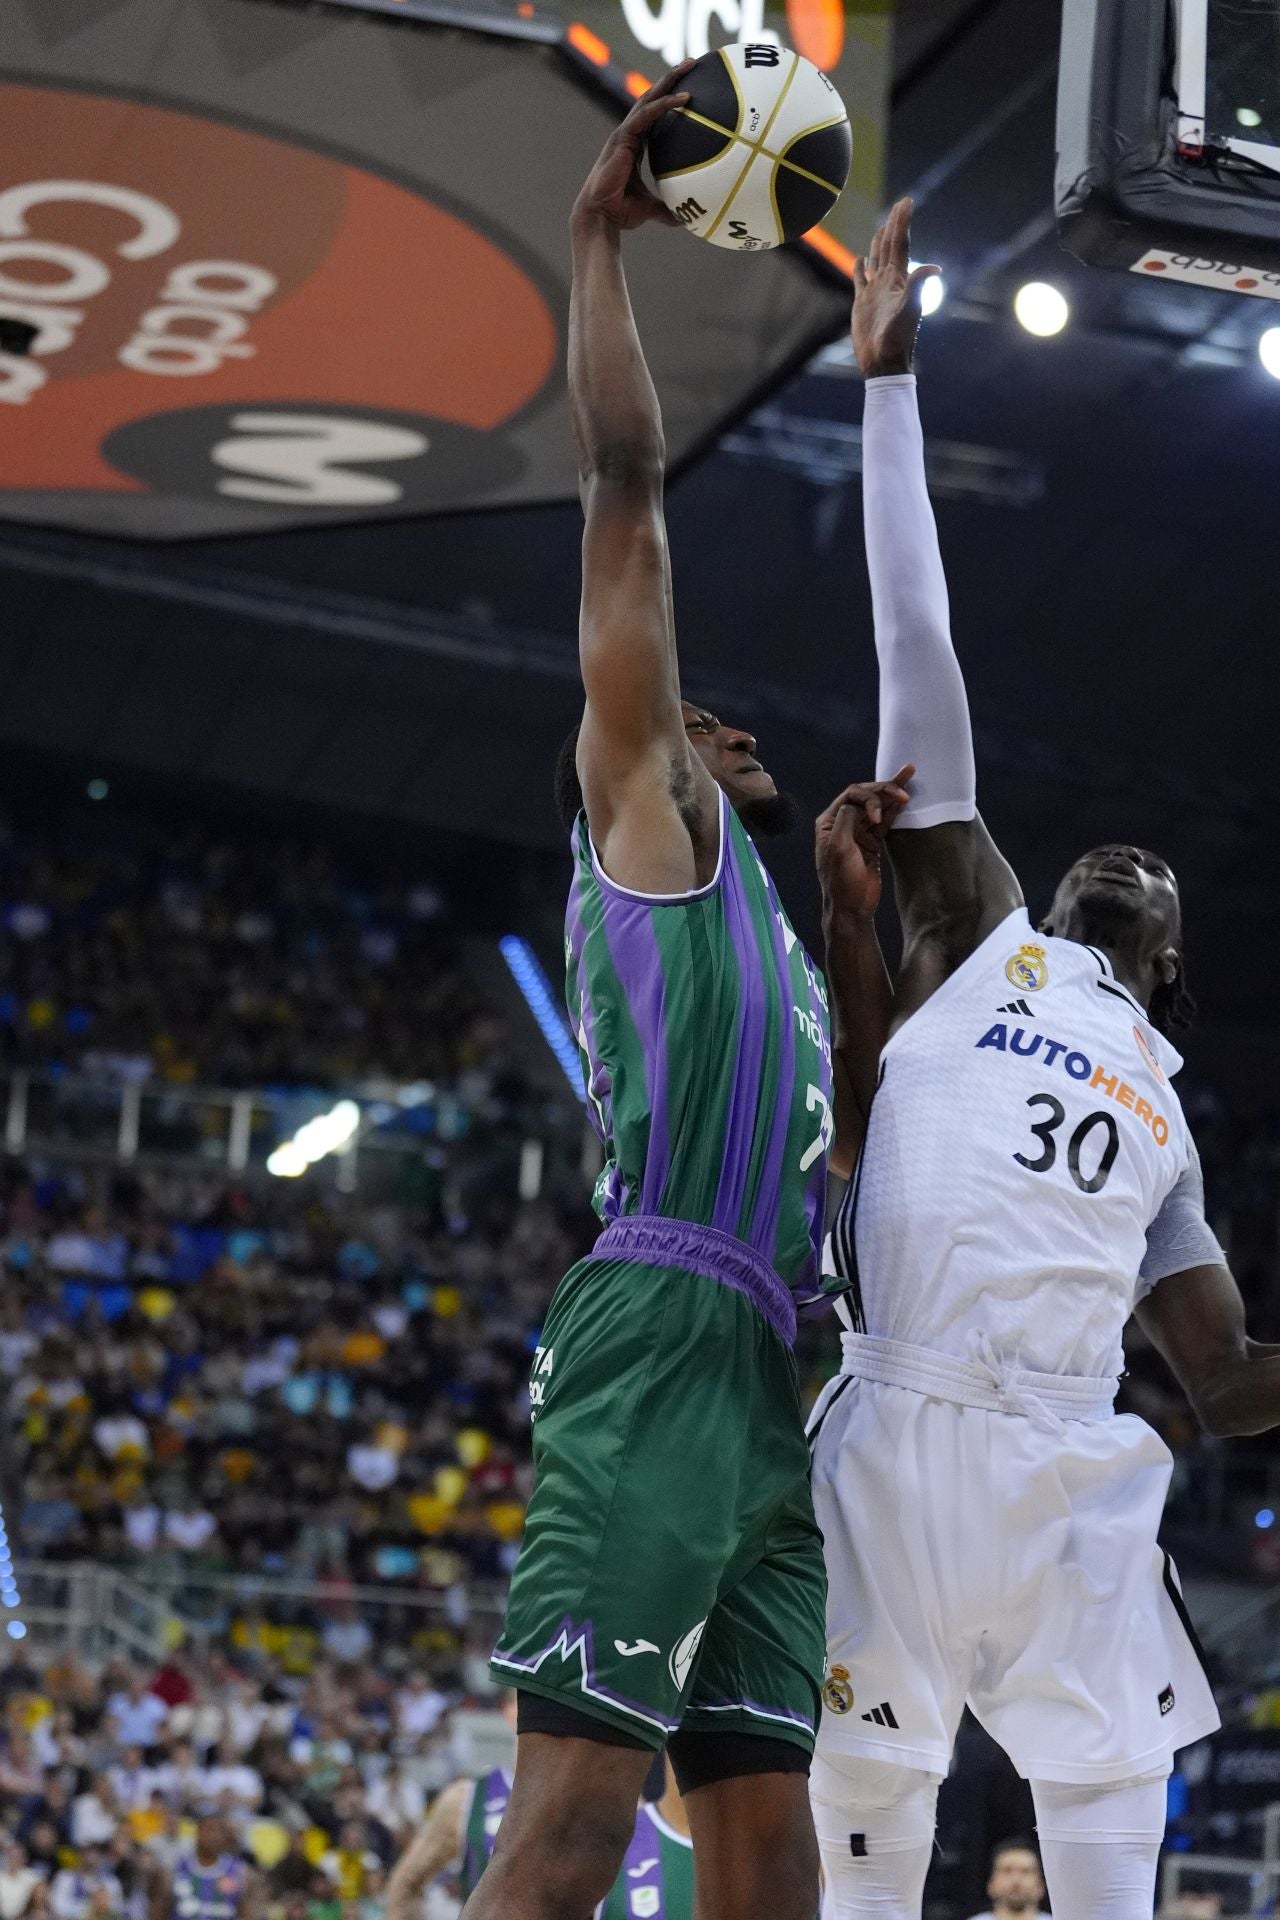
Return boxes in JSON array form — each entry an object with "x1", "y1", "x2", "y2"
[{"x1": 0, "y1": 0, "x2": 1275, "y2": 1068}]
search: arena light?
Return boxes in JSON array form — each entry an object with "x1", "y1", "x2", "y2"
[
  {"x1": 1257, "y1": 1507, "x2": 1276, "y2": 1529},
  {"x1": 500, "y1": 936, "x2": 586, "y2": 1103},
  {"x1": 267, "y1": 1099, "x2": 361, "y2": 1177},
  {"x1": 1014, "y1": 281, "x2": 1070, "y2": 337},
  {"x1": 1238, "y1": 107, "x2": 1264, "y2": 128},
  {"x1": 0, "y1": 1506, "x2": 19, "y2": 1637},
  {"x1": 912, "y1": 266, "x2": 945, "y2": 318},
  {"x1": 1259, "y1": 328, "x2": 1280, "y2": 379}
]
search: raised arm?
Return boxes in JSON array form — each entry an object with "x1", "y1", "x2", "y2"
[
  {"x1": 569, "y1": 69, "x2": 720, "y2": 894},
  {"x1": 815, "y1": 769, "x2": 912, "y2": 1178},
  {"x1": 854, "y1": 199, "x2": 1022, "y2": 1024}
]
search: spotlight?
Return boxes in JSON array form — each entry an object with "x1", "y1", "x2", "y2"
[
  {"x1": 87, "y1": 778, "x2": 109, "y2": 801},
  {"x1": 909, "y1": 260, "x2": 945, "y2": 318},
  {"x1": 1256, "y1": 1507, "x2": 1276, "y2": 1529},
  {"x1": 1238, "y1": 106, "x2": 1263, "y2": 127},
  {"x1": 1259, "y1": 329, "x2": 1280, "y2": 380},
  {"x1": 1014, "y1": 282, "x2": 1069, "y2": 337},
  {"x1": 5, "y1": 1623, "x2": 25, "y2": 1641},
  {"x1": 267, "y1": 1099, "x2": 361, "y2": 1178},
  {"x1": 500, "y1": 936, "x2": 585, "y2": 1102}
]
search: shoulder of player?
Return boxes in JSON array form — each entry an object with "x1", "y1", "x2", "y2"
[{"x1": 580, "y1": 784, "x2": 728, "y2": 908}]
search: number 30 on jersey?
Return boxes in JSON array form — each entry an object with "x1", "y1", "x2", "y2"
[{"x1": 1014, "y1": 1093, "x2": 1119, "y2": 1195}]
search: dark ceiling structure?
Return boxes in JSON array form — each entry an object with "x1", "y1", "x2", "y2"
[{"x1": 1, "y1": 0, "x2": 1276, "y2": 1080}]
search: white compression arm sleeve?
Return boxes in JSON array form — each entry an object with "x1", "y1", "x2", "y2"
[{"x1": 864, "y1": 373, "x2": 977, "y2": 828}]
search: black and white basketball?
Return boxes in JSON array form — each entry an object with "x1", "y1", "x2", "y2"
[{"x1": 646, "y1": 42, "x2": 852, "y2": 252}]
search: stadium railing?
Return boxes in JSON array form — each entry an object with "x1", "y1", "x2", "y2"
[
  {"x1": 13, "y1": 1558, "x2": 508, "y2": 1662},
  {"x1": 1, "y1": 1066, "x2": 476, "y2": 1188}
]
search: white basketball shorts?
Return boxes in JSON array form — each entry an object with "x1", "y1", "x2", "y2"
[{"x1": 808, "y1": 1365, "x2": 1220, "y2": 1785}]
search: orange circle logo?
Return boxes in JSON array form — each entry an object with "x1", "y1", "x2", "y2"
[{"x1": 785, "y1": 0, "x2": 845, "y2": 70}]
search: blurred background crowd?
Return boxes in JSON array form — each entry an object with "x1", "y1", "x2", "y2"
[{"x1": 0, "y1": 798, "x2": 1276, "y2": 1920}]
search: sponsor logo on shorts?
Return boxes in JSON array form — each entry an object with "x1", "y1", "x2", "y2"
[
  {"x1": 1004, "y1": 944, "x2": 1048, "y2": 992},
  {"x1": 821, "y1": 1664, "x2": 854, "y2": 1714},
  {"x1": 614, "y1": 1639, "x2": 660, "y2": 1659},
  {"x1": 668, "y1": 1620, "x2": 707, "y2": 1691},
  {"x1": 630, "y1": 1892, "x2": 660, "y2": 1918},
  {"x1": 1159, "y1": 1684, "x2": 1175, "y2": 1716},
  {"x1": 860, "y1": 1700, "x2": 899, "y2": 1729}
]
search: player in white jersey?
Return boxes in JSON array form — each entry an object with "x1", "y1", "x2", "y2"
[{"x1": 808, "y1": 199, "x2": 1280, "y2": 1920}]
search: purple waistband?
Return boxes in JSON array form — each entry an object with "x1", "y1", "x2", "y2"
[{"x1": 590, "y1": 1216, "x2": 796, "y2": 1348}]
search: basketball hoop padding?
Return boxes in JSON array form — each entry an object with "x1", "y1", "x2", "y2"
[{"x1": 1056, "y1": 0, "x2": 1280, "y2": 291}]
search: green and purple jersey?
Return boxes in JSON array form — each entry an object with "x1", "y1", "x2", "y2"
[{"x1": 566, "y1": 792, "x2": 832, "y2": 1309}]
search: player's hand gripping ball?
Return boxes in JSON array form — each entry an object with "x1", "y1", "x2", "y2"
[{"x1": 645, "y1": 42, "x2": 851, "y2": 251}]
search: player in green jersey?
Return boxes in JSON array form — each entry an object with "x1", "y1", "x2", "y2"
[{"x1": 465, "y1": 63, "x2": 908, "y2": 1920}]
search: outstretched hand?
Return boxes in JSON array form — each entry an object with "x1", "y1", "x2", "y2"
[
  {"x1": 816, "y1": 766, "x2": 914, "y2": 918},
  {"x1": 572, "y1": 63, "x2": 693, "y2": 232},
  {"x1": 852, "y1": 197, "x2": 939, "y2": 379}
]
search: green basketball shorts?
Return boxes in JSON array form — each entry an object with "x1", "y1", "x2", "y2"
[{"x1": 491, "y1": 1217, "x2": 826, "y2": 1754}]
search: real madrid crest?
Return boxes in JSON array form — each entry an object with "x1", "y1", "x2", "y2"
[
  {"x1": 1005, "y1": 943, "x2": 1048, "y2": 993},
  {"x1": 822, "y1": 1664, "x2": 854, "y2": 1714}
]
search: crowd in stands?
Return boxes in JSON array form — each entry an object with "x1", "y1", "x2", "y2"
[
  {"x1": 2, "y1": 797, "x2": 1280, "y2": 1916},
  {"x1": 0, "y1": 811, "x2": 499, "y2": 1093},
  {"x1": 2, "y1": 1158, "x2": 594, "y2": 1596},
  {"x1": 0, "y1": 1639, "x2": 489, "y2": 1920}
]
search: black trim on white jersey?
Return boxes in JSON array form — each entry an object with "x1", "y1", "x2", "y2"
[
  {"x1": 806, "y1": 1374, "x2": 853, "y2": 1454},
  {"x1": 1085, "y1": 945, "x2": 1148, "y2": 1021},
  {"x1": 1161, "y1": 1549, "x2": 1210, "y2": 1675},
  {"x1": 828, "y1": 1062, "x2": 884, "y2": 1335}
]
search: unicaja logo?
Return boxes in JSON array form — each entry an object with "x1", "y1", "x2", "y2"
[{"x1": 668, "y1": 1619, "x2": 706, "y2": 1691}]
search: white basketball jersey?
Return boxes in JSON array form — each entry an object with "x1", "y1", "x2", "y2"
[{"x1": 833, "y1": 908, "x2": 1191, "y2": 1379}]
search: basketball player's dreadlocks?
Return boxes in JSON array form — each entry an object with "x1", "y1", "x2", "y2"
[{"x1": 1148, "y1": 953, "x2": 1196, "y2": 1038}]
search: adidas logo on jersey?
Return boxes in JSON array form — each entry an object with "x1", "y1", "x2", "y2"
[
  {"x1": 860, "y1": 1701, "x2": 899, "y2": 1729},
  {"x1": 998, "y1": 998, "x2": 1036, "y2": 1017}
]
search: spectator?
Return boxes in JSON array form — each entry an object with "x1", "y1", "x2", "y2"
[
  {"x1": 364, "y1": 1763, "x2": 424, "y2": 1837},
  {"x1": 395, "y1": 1673, "x2": 446, "y2": 1747},
  {"x1": 164, "y1": 1502, "x2": 218, "y2": 1557},
  {"x1": 105, "y1": 1748, "x2": 156, "y2": 1814},
  {"x1": 49, "y1": 1849, "x2": 124, "y2": 1920},
  {"x1": 965, "y1": 1838, "x2": 1049, "y2": 1920},
  {"x1": 0, "y1": 1842, "x2": 41, "y2": 1920},
  {"x1": 319, "y1": 1823, "x2": 379, "y2": 1902},
  {"x1": 200, "y1": 1741, "x2": 263, "y2": 1816},
  {"x1": 105, "y1": 1677, "x2": 169, "y2": 1751},
  {"x1": 71, "y1": 1785, "x2": 120, "y2": 1852}
]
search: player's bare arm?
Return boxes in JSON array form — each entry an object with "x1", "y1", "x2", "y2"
[
  {"x1": 1136, "y1": 1261, "x2": 1280, "y2": 1438},
  {"x1": 569, "y1": 67, "x2": 721, "y2": 896},
  {"x1": 816, "y1": 768, "x2": 913, "y2": 1177},
  {"x1": 854, "y1": 196, "x2": 1022, "y2": 1026},
  {"x1": 386, "y1": 1780, "x2": 471, "y2": 1920}
]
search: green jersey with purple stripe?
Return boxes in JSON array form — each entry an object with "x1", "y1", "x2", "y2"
[{"x1": 566, "y1": 791, "x2": 832, "y2": 1301}]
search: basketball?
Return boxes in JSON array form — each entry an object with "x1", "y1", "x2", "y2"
[{"x1": 646, "y1": 42, "x2": 852, "y2": 252}]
